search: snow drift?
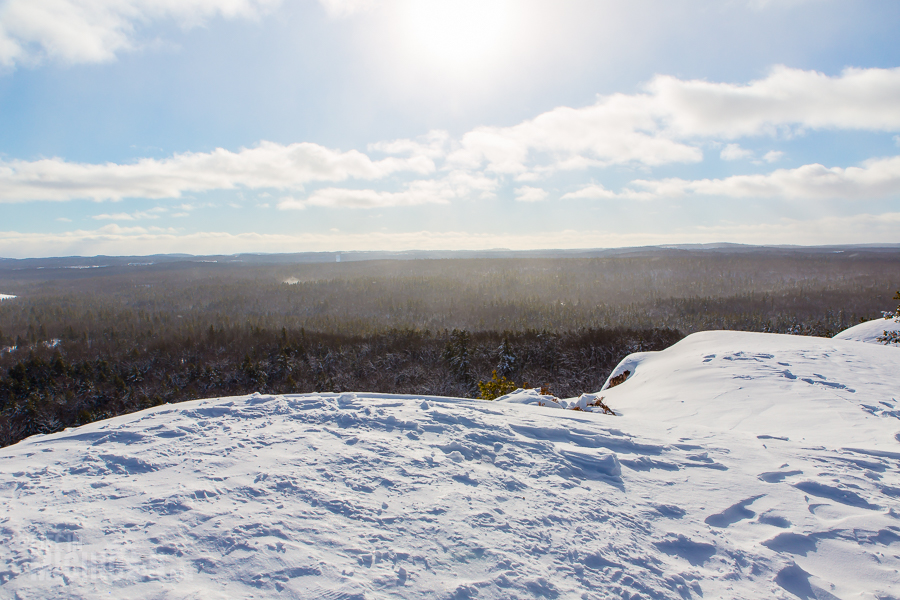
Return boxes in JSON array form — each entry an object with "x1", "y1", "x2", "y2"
[
  {"x1": 833, "y1": 316, "x2": 900, "y2": 345},
  {"x1": 1, "y1": 328, "x2": 898, "y2": 599}
]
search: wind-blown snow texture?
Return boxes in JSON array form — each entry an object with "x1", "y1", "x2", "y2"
[{"x1": 1, "y1": 329, "x2": 899, "y2": 599}]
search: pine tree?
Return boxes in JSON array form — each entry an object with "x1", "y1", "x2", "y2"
[
  {"x1": 496, "y1": 338, "x2": 516, "y2": 378},
  {"x1": 443, "y1": 329, "x2": 471, "y2": 382},
  {"x1": 884, "y1": 291, "x2": 900, "y2": 321}
]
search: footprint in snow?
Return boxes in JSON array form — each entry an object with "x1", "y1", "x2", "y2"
[
  {"x1": 704, "y1": 495, "x2": 763, "y2": 528},
  {"x1": 793, "y1": 481, "x2": 881, "y2": 510},
  {"x1": 763, "y1": 532, "x2": 818, "y2": 556},
  {"x1": 757, "y1": 511, "x2": 792, "y2": 528},
  {"x1": 758, "y1": 470, "x2": 803, "y2": 483}
]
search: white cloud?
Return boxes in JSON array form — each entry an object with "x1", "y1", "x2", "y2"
[
  {"x1": 316, "y1": 0, "x2": 373, "y2": 18},
  {"x1": 92, "y1": 207, "x2": 167, "y2": 221},
  {"x1": 445, "y1": 66, "x2": 900, "y2": 179},
  {"x1": 3, "y1": 212, "x2": 899, "y2": 258},
  {"x1": 0, "y1": 0, "x2": 282, "y2": 68},
  {"x1": 93, "y1": 212, "x2": 139, "y2": 221},
  {"x1": 3, "y1": 67, "x2": 898, "y2": 209},
  {"x1": 894, "y1": 135, "x2": 900, "y2": 147},
  {"x1": 649, "y1": 65, "x2": 900, "y2": 138},
  {"x1": 560, "y1": 184, "x2": 654, "y2": 202},
  {"x1": 177, "y1": 202, "x2": 216, "y2": 211},
  {"x1": 720, "y1": 144, "x2": 754, "y2": 161},
  {"x1": 55, "y1": 217, "x2": 71, "y2": 222},
  {"x1": 369, "y1": 130, "x2": 450, "y2": 160},
  {"x1": 300, "y1": 187, "x2": 447, "y2": 209},
  {"x1": 561, "y1": 156, "x2": 900, "y2": 202},
  {"x1": 447, "y1": 95, "x2": 703, "y2": 176},
  {"x1": 514, "y1": 186, "x2": 548, "y2": 202},
  {"x1": 0, "y1": 141, "x2": 434, "y2": 202},
  {"x1": 632, "y1": 156, "x2": 900, "y2": 200},
  {"x1": 560, "y1": 184, "x2": 617, "y2": 200},
  {"x1": 279, "y1": 170, "x2": 497, "y2": 209}
]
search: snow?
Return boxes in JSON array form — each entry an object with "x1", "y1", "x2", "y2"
[
  {"x1": 600, "y1": 331, "x2": 899, "y2": 448},
  {"x1": 495, "y1": 388, "x2": 611, "y2": 412},
  {"x1": 1, "y1": 329, "x2": 899, "y2": 599},
  {"x1": 833, "y1": 317, "x2": 900, "y2": 345}
]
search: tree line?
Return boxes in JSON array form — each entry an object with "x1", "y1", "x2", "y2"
[
  {"x1": 0, "y1": 325, "x2": 681, "y2": 446},
  {"x1": 1, "y1": 249, "x2": 897, "y2": 447}
]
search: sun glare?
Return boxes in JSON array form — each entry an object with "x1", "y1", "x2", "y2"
[{"x1": 402, "y1": 0, "x2": 514, "y2": 72}]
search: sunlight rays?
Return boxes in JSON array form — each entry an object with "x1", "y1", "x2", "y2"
[{"x1": 400, "y1": 0, "x2": 515, "y2": 73}]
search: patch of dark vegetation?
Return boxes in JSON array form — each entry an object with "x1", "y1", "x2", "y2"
[
  {"x1": 606, "y1": 370, "x2": 631, "y2": 389},
  {"x1": 0, "y1": 327, "x2": 681, "y2": 447}
]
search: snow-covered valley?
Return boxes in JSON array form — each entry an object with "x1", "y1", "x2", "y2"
[{"x1": 1, "y1": 324, "x2": 898, "y2": 599}]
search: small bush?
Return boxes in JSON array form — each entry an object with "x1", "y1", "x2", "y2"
[
  {"x1": 877, "y1": 330, "x2": 900, "y2": 345},
  {"x1": 586, "y1": 396, "x2": 616, "y2": 416},
  {"x1": 877, "y1": 290, "x2": 900, "y2": 345},
  {"x1": 478, "y1": 370, "x2": 519, "y2": 401}
]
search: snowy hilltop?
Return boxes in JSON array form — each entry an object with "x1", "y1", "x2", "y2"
[
  {"x1": 833, "y1": 315, "x2": 900, "y2": 345},
  {"x1": 1, "y1": 322, "x2": 898, "y2": 599}
]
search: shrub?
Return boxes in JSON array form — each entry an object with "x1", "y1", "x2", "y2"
[
  {"x1": 877, "y1": 330, "x2": 900, "y2": 345},
  {"x1": 586, "y1": 396, "x2": 616, "y2": 416},
  {"x1": 877, "y1": 291, "x2": 900, "y2": 345},
  {"x1": 478, "y1": 370, "x2": 519, "y2": 401}
]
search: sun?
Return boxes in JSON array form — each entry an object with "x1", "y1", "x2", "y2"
[{"x1": 400, "y1": 0, "x2": 514, "y2": 72}]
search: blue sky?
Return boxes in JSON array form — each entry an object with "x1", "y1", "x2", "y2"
[{"x1": 1, "y1": 0, "x2": 899, "y2": 257}]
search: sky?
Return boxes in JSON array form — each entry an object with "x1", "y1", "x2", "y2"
[{"x1": 0, "y1": 0, "x2": 899, "y2": 257}]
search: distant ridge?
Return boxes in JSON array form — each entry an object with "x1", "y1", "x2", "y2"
[{"x1": 2, "y1": 243, "x2": 899, "y2": 270}]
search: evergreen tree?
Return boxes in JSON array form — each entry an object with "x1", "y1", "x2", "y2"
[
  {"x1": 877, "y1": 291, "x2": 900, "y2": 345},
  {"x1": 884, "y1": 291, "x2": 900, "y2": 321},
  {"x1": 443, "y1": 329, "x2": 471, "y2": 383},
  {"x1": 496, "y1": 338, "x2": 516, "y2": 378}
]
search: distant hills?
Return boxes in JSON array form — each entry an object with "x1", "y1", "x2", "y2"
[{"x1": 2, "y1": 243, "x2": 899, "y2": 274}]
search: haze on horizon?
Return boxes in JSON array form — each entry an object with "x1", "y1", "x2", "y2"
[{"x1": 1, "y1": 0, "x2": 899, "y2": 258}]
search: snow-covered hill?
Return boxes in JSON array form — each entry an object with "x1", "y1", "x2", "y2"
[
  {"x1": 833, "y1": 317, "x2": 900, "y2": 345},
  {"x1": 1, "y1": 329, "x2": 898, "y2": 599}
]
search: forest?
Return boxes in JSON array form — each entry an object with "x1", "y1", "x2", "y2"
[{"x1": 0, "y1": 245, "x2": 897, "y2": 447}]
